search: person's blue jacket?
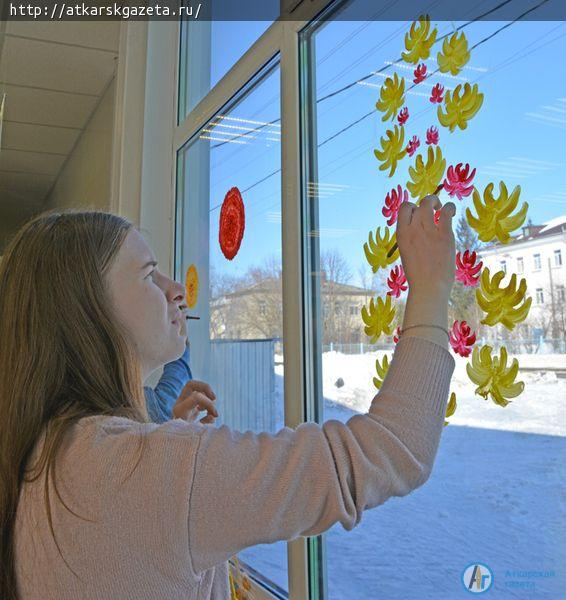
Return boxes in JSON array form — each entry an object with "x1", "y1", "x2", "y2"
[{"x1": 144, "y1": 344, "x2": 193, "y2": 423}]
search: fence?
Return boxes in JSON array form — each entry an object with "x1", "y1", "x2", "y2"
[
  {"x1": 210, "y1": 338, "x2": 277, "y2": 433},
  {"x1": 322, "y1": 337, "x2": 566, "y2": 355}
]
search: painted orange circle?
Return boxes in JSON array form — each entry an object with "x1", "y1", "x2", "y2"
[{"x1": 185, "y1": 264, "x2": 199, "y2": 309}]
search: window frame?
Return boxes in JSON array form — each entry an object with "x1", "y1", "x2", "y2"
[
  {"x1": 533, "y1": 253, "x2": 542, "y2": 271},
  {"x1": 162, "y1": 3, "x2": 336, "y2": 598}
]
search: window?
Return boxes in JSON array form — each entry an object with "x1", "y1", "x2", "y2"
[
  {"x1": 517, "y1": 257, "x2": 524, "y2": 273},
  {"x1": 555, "y1": 249, "x2": 562, "y2": 267},
  {"x1": 534, "y1": 253, "x2": 542, "y2": 271},
  {"x1": 170, "y1": 6, "x2": 566, "y2": 598},
  {"x1": 536, "y1": 288, "x2": 544, "y2": 304},
  {"x1": 178, "y1": 12, "x2": 277, "y2": 121},
  {"x1": 558, "y1": 285, "x2": 566, "y2": 303},
  {"x1": 176, "y1": 59, "x2": 289, "y2": 592},
  {"x1": 298, "y1": 8, "x2": 566, "y2": 599}
]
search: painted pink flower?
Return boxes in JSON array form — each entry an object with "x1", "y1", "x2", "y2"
[
  {"x1": 434, "y1": 209, "x2": 442, "y2": 225},
  {"x1": 397, "y1": 106, "x2": 409, "y2": 126},
  {"x1": 382, "y1": 185, "x2": 408, "y2": 226},
  {"x1": 430, "y1": 83, "x2": 444, "y2": 104},
  {"x1": 449, "y1": 320, "x2": 477, "y2": 357},
  {"x1": 443, "y1": 162, "x2": 476, "y2": 200},
  {"x1": 393, "y1": 326, "x2": 402, "y2": 344},
  {"x1": 387, "y1": 265, "x2": 408, "y2": 298},
  {"x1": 426, "y1": 125, "x2": 439, "y2": 145},
  {"x1": 406, "y1": 135, "x2": 420, "y2": 157},
  {"x1": 413, "y1": 63, "x2": 427, "y2": 84},
  {"x1": 455, "y1": 250, "x2": 483, "y2": 286}
]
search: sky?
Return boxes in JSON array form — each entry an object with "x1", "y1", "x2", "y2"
[{"x1": 179, "y1": 6, "x2": 566, "y2": 289}]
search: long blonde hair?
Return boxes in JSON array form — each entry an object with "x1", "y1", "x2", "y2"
[{"x1": 0, "y1": 210, "x2": 151, "y2": 599}]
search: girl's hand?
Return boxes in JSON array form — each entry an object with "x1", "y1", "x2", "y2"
[
  {"x1": 173, "y1": 380, "x2": 218, "y2": 424},
  {"x1": 396, "y1": 195, "x2": 456, "y2": 299}
]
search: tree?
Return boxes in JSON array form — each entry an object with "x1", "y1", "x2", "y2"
[{"x1": 450, "y1": 215, "x2": 483, "y2": 330}]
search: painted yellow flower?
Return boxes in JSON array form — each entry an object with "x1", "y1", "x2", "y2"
[
  {"x1": 443, "y1": 391, "x2": 457, "y2": 426},
  {"x1": 476, "y1": 267, "x2": 532, "y2": 330},
  {"x1": 364, "y1": 226, "x2": 399, "y2": 272},
  {"x1": 361, "y1": 294, "x2": 396, "y2": 343},
  {"x1": 402, "y1": 14, "x2": 437, "y2": 64},
  {"x1": 376, "y1": 72, "x2": 406, "y2": 122},
  {"x1": 437, "y1": 82, "x2": 483, "y2": 132},
  {"x1": 185, "y1": 263, "x2": 199, "y2": 308},
  {"x1": 406, "y1": 146, "x2": 446, "y2": 199},
  {"x1": 437, "y1": 31, "x2": 470, "y2": 75},
  {"x1": 373, "y1": 354, "x2": 391, "y2": 389},
  {"x1": 466, "y1": 182, "x2": 528, "y2": 244},
  {"x1": 466, "y1": 345, "x2": 525, "y2": 407},
  {"x1": 374, "y1": 125, "x2": 407, "y2": 177}
]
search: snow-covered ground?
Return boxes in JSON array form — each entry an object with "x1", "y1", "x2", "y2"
[{"x1": 237, "y1": 350, "x2": 565, "y2": 599}]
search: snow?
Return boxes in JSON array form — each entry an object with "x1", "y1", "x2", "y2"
[
  {"x1": 236, "y1": 349, "x2": 565, "y2": 598},
  {"x1": 539, "y1": 214, "x2": 566, "y2": 233}
]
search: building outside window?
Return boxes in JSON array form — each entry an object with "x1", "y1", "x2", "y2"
[
  {"x1": 536, "y1": 288, "x2": 544, "y2": 304},
  {"x1": 555, "y1": 249, "x2": 562, "y2": 267},
  {"x1": 534, "y1": 253, "x2": 542, "y2": 270},
  {"x1": 499, "y1": 259, "x2": 507, "y2": 274},
  {"x1": 517, "y1": 256, "x2": 524, "y2": 273}
]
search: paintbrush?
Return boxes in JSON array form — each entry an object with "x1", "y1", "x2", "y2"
[{"x1": 386, "y1": 183, "x2": 445, "y2": 258}]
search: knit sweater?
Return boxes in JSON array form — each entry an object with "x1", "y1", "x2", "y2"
[{"x1": 14, "y1": 335, "x2": 455, "y2": 599}]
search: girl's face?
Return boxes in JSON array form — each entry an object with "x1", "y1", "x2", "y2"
[{"x1": 105, "y1": 228, "x2": 187, "y2": 381}]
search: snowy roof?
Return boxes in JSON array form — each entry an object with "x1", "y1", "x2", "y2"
[{"x1": 539, "y1": 214, "x2": 566, "y2": 234}]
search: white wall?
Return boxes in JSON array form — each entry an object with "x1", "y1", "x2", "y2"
[{"x1": 44, "y1": 77, "x2": 116, "y2": 212}]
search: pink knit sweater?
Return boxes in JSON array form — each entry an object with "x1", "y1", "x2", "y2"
[{"x1": 14, "y1": 335, "x2": 455, "y2": 598}]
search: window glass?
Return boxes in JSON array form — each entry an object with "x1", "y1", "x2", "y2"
[
  {"x1": 555, "y1": 249, "x2": 562, "y2": 266},
  {"x1": 175, "y1": 60, "x2": 288, "y2": 594},
  {"x1": 301, "y1": 7, "x2": 565, "y2": 598},
  {"x1": 178, "y1": 13, "x2": 277, "y2": 121},
  {"x1": 517, "y1": 257, "x2": 523, "y2": 273},
  {"x1": 534, "y1": 253, "x2": 541, "y2": 270}
]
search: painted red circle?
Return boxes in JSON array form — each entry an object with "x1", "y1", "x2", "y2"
[{"x1": 219, "y1": 187, "x2": 245, "y2": 260}]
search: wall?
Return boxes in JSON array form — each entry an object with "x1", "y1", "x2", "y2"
[{"x1": 43, "y1": 77, "x2": 115, "y2": 212}]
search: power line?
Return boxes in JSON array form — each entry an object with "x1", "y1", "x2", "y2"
[
  {"x1": 207, "y1": 0, "x2": 554, "y2": 212},
  {"x1": 319, "y1": 0, "x2": 551, "y2": 147},
  {"x1": 213, "y1": 10, "x2": 564, "y2": 223},
  {"x1": 206, "y1": 0, "x2": 503, "y2": 151}
]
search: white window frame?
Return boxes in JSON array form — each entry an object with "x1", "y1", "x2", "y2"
[
  {"x1": 554, "y1": 249, "x2": 562, "y2": 267},
  {"x1": 533, "y1": 253, "x2": 542, "y2": 271},
  {"x1": 120, "y1": 2, "x2": 337, "y2": 598}
]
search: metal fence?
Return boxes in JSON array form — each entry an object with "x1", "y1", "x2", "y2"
[
  {"x1": 321, "y1": 338, "x2": 566, "y2": 355},
  {"x1": 210, "y1": 338, "x2": 277, "y2": 433}
]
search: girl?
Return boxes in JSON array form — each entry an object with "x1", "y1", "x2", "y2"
[{"x1": 1, "y1": 196, "x2": 456, "y2": 599}]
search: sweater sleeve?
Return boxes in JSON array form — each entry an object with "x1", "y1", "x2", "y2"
[{"x1": 187, "y1": 335, "x2": 455, "y2": 574}]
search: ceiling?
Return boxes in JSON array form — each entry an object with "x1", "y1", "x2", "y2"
[{"x1": 0, "y1": 19, "x2": 120, "y2": 227}]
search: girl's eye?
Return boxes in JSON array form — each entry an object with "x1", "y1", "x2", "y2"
[{"x1": 145, "y1": 270, "x2": 156, "y2": 281}]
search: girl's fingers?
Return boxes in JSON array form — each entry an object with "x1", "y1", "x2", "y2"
[
  {"x1": 182, "y1": 380, "x2": 217, "y2": 401},
  {"x1": 415, "y1": 195, "x2": 441, "y2": 235},
  {"x1": 174, "y1": 391, "x2": 219, "y2": 419}
]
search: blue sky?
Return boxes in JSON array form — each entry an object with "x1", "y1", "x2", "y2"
[{"x1": 189, "y1": 16, "x2": 566, "y2": 288}]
